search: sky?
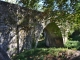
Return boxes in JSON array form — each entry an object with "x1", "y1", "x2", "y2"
[
  {"x1": 1, "y1": 0, "x2": 74, "y2": 13},
  {"x1": 1, "y1": 0, "x2": 18, "y2": 4}
]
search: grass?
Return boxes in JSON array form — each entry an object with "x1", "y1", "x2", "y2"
[
  {"x1": 12, "y1": 48, "x2": 70, "y2": 60},
  {"x1": 12, "y1": 39, "x2": 80, "y2": 60},
  {"x1": 64, "y1": 40, "x2": 80, "y2": 50}
]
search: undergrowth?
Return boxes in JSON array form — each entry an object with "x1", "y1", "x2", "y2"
[
  {"x1": 12, "y1": 48, "x2": 71, "y2": 60},
  {"x1": 12, "y1": 40, "x2": 80, "y2": 60}
]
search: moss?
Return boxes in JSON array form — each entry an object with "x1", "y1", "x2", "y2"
[{"x1": 45, "y1": 22, "x2": 62, "y2": 37}]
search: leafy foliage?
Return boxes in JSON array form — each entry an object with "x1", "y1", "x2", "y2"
[
  {"x1": 64, "y1": 40, "x2": 80, "y2": 49},
  {"x1": 19, "y1": 0, "x2": 80, "y2": 31},
  {"x1": 19, "y1": 0, "x2": 39, "y2": 10}
]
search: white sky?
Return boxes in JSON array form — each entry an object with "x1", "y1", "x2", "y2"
[
  {"x1": 1, "y1": 0, "x2": 18, "y2": 4},
  {"x1": 1, "y1": 0, "x2": 74, "y2": 13}
]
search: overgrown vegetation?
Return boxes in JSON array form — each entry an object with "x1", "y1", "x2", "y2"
[
  {"x1": 64, "y1": 40, "x2": 80, "y2": 49},
  {"x1": 13, "y1": 38, "x2": 80, "y2": 60},
  {"x1": 12, "y1": 48, "x2": 70, "y2": 60}
]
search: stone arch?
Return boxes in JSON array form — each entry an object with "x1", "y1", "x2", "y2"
[
  {"x1": 35, "y1": 20, "x2": 63, "y2": 47},
  {"x1": 40, "y1": 21, "x2": 64, "y2": 47},
  {"x1": 0, "y1": 1, "x2": 65, "y2": 58}
]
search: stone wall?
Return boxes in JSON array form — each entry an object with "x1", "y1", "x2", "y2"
[
  {"x1": 0, "y1": 1, "x2": 64, "y2": 58},
  {"x1": 0, "y1": 1, "x2": 46, "y2": 57}
]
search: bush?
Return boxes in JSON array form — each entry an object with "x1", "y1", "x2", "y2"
[{"x1": 64, "y1": 40, "x2": 80, "y2": 49}]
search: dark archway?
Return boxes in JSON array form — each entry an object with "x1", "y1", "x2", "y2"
[{"x1": 43, "y1": 22, "x2": 64, "y2": 47}]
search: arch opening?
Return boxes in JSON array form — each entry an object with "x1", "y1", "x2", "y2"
[{"x1": 42, "y1": 22, "x2": 64, "y2": 47}]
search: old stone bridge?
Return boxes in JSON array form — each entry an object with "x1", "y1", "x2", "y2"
[{"x1": 0, "y1": 1, "x2": 63, "y2": 59}]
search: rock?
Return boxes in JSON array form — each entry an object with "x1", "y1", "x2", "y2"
[
  {"x1": 0, "y1": 1, "x2": 46, "y2": 57},
  {"x1": 0, "y1": 46, "x2": 10, "y2": 60},
  {"x1": 43, "y1": 22, "x2": 63, "y2": 47}
]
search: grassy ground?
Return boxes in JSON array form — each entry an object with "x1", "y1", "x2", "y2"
[
  {"x1": 12, "y1": 40, "x2": 80, "y2": 60},
  {"x1": 12, "y1": 48, "x2": 79, "y2": 60}
]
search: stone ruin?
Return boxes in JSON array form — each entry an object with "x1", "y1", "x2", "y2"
[
  {"x1": 0, "y1": 1, "x2": 46, "y2": 58},
  {"x1": 0, "y1": 1, "x2": 64, "y2": 59}
]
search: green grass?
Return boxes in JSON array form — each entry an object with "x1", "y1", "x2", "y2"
[
  {"x1": 12, "y1": 48, "x2": 69, "y2": 60},
  {"x1": 12, "y1": 40, "x2": 80, "y2": 60},
  {"x1": 64, "y1": 40, "x2": 80, "y2": 50}
]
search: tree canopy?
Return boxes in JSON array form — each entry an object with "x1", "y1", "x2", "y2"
[{"x1": 18, "y1": 0, "x2": 80, "y2": 43}]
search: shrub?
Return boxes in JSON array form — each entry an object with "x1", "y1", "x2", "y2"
[{"x1": 64, "y1": 40, "x2": 80, "y2": 49}]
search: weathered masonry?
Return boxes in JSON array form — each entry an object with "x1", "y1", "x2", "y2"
[{"x1": 0, "y1": 1, "x2": 63, "y2": 58}]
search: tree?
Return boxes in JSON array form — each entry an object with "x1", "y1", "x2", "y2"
[{"x1": 18, "y1": 0, "x2": 80, "y2": 45}]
